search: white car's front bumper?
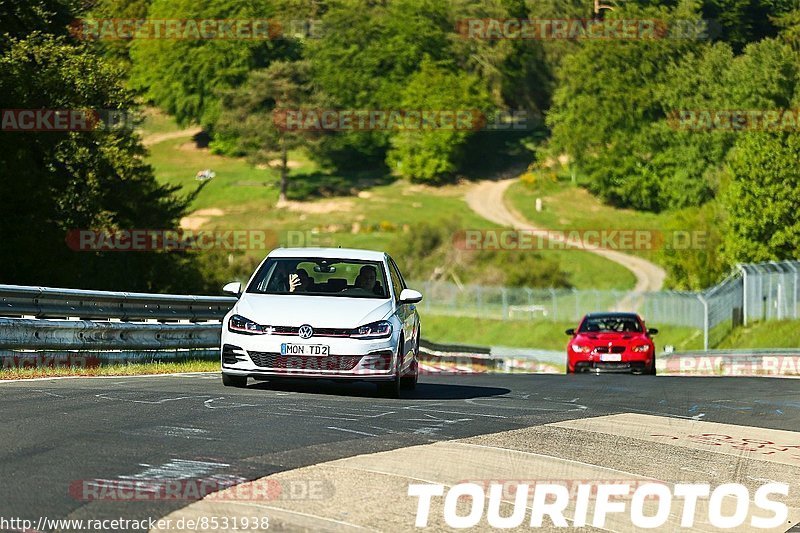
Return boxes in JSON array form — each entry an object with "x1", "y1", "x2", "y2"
[{"x1": 220, "y1": 331, "x2": 399, "y2": 381}]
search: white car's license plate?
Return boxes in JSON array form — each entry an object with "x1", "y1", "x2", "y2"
[
  {"x1": 281, "y1": 343, "x2": 330, "y2": 356},
  {"x1": 600, "y1": 354, "x2": 622, "y2": 362}
]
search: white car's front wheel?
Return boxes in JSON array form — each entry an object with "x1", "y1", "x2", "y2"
[
  {"x1": 377, "y1": 341, "x2": 403, "y2": 398},
  {"x1": 401, "y1": 334, "x2": 419, "y2": 390}
]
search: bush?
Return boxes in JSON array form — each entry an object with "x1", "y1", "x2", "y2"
[{"x1": 391, "y1": 222, "x2": 571, "y2": 288}]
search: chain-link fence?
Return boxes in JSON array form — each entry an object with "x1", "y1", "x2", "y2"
[
  {"x1": 410, "y1": 259, "x2": 800, "y2": 350},
  {"x1": 740, "y1": 262, "x2": 800, "y2": 324},
  {"x1": 413, "y1": 280, "x2": 702, "y2": 325},
  {"x1": 699, "y1": 273, "x2": 743, "y2": 350}
]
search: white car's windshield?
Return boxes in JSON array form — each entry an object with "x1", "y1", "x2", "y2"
[{"x1": 247, "y1": 258, "x2": 390, "y2": 299}]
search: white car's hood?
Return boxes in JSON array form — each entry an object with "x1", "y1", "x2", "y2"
[{"x1": 235, "y1": 294, "x2": 394, "y2": 329}]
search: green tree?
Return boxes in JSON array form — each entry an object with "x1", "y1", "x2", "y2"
[
  {"x1": 128, "y1": 0, "x2": 296, "y2": 129},
  {"x1": 215, "y1": 60, "x2": 317, "y2": 202},
  {"x1": 387, "y1": 59, "x2": 493, "y2": 182},
  {"x1": 0, "y1": 0, "x2": 75, "y2": 43},
  {"x1": 721, "y1": 132, "x2": 800, "y2": 263},
  {"x1": 700, "y1": 0, "x2": 798, "y2": 50},
  {"x1": 0, "y1": 2, "x2": 220, "y2": 292},
  {"x1": 542, "y1": 2, "x2": 800, "y2": 212},
  {"x1": 306, "y1": 0, "x2": 455, "y2": 169},
  {"x1": 0, "y1": 33, "x2": 211, "y2": 291},
  {"x1": 658, "y1": 202, "x2": 727, "y2": 289},
  {"x1": 81, "y1": 0, "x2": 152, "y2": 68},
  {"x1": 774, "y1": 7, "x2": 800, "y2": 49}
]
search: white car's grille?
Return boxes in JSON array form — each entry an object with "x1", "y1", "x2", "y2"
[{"x1": 248, "y1": 352, "x2": 362, "y2": 370}]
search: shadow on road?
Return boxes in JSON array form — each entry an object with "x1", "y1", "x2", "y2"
[
  {"x1": 248, "y1": 379, "x2": 510, "y2": 400},
  {"x1": 403, "y1": 382, "x2": 511, "y2": 400}
]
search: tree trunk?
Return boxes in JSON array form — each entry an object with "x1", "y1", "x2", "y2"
[{"x1": 278, "y1": 135, "x2": 288, "y2": 204}]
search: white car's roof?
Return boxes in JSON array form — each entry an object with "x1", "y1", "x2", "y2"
[{"x1": 267, "y1": 247, "x2": 387, "y2": 261}]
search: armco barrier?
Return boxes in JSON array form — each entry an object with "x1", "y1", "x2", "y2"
[
  {"x1": 419, "y1": 339, "x2": 490, "y2": 355},
  {"x1": 0, "y1": 318, "x2": 221, "y2": 350},
  {"x1": 0, "y1": 284, "x2": 235, "y2": 321}
]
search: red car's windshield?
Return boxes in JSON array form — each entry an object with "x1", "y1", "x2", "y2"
[{"x1": 579, "y1": 316, "x2": 643, "y2": 333}]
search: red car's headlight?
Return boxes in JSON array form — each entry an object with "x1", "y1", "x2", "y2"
[
  {"x1": 632, "y1": 344, "x2": 651, "y2": 353},
  {"x1": 571, "y1": 344, "x2": 592, "y2": 353}
]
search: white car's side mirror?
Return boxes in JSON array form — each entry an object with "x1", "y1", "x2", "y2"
[
  {"x1": 399, "y1": 288, "x2": 423, "y2": 304},
  {"x1": 223, "y1": 281, "x2": 242, "y2": 296}
]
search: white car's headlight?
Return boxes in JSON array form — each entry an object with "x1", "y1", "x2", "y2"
[
  {"x1": 351, "y1": 320, "x2": 392, "y2": 339},
  {"x1": 228, "y1": 314, "x2": 268, "y2": 335}
]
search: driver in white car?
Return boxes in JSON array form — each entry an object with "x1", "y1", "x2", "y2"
[
  {"x1": 266, "y1": 261, "x2": 301, "y2": 292},
  {"x1": 355, "y1": 265, "x2": 384, "y2": 296}
]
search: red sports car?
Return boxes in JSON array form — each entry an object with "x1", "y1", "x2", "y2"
[{"x1": 565, "y1": 312, "x2": 657, "y2": 374}]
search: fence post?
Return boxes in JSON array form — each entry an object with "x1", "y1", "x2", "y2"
[
  {"x1": 501, "y1": 287, "x2": 508, "y2": 320},
  {"x1": 697, "y1": 293, "x2": 709, "y2": 350},
  {"x1": 767, "y1": 273, "x2": 773, "y2": 320},
  {"x1": 788, "y1": 262, "x2": 799, "y2": 319},
  {"x1": 524, "y1": 288, "x2": 533, "y2": 320},
  {"x1": 574, "y1": 288, "x2": 579, "y2": 321},
  {"x1": 550, "y1": 288, "x2": 557, "y2": 321},
  {"x1": 738, "y1": 265, "x2": 748, "y2": 326}
]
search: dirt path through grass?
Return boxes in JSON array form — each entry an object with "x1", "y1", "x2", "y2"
[
  {"x1": 465, "y1": 179, "x2": 666, "y2": 307},
  {"x1": 141, "y1": 126, "x2": 203, "y2": 147}
]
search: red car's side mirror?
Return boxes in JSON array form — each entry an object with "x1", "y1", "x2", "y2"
[{"x1": 565, "y1": 328, "x2": 576, "y2": 336}]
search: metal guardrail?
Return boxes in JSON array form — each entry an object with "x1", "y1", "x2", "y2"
[
  {"x1": 0, "y1": 318, "x2": 222, "y2": 350},
  {"x1": 0, "y1": 284, "x2": 235, "y2": 321}
]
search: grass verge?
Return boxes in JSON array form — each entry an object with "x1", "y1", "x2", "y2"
[
  {"x1": 0, "y1": 360, "x2": 218, "y2": 380},
  {"x1": 716, "y1": 320, "x2": 800, "y2": 349}
]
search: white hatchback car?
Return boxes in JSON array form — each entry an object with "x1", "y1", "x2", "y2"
[{"x1": 220, "y1": 248, "x2": 422, "y2": 397}]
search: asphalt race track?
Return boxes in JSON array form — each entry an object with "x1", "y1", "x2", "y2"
[{"x1": 1, "y1": 373, "x2": 799, "y2": 532}]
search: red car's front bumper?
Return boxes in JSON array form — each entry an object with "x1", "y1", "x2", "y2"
[{"x1": 567, "y1": 350, "x2": 654, "y2": 373}]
